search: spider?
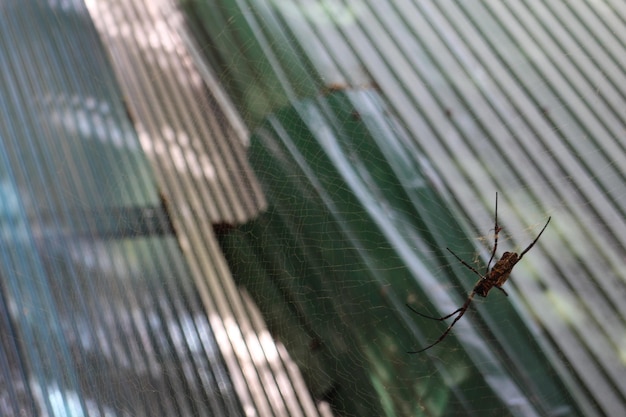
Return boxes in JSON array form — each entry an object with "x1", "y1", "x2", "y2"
[{"x1": 407, "y1": 193, "x2": 551, "y2": 353}]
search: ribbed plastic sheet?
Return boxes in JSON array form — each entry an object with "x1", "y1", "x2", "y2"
[
  {"x1": 216, "y1": 89, "x2": 583, "y2": 416},
  {"x1": 183, "y1": 0, "x2": 626, "y2": 415},
  {"x1": 84, "y1": 0, "x2": 334, "y2": 416},
  {"x1": 0, "y1": 0, "x2": 324, "y2": 416}
]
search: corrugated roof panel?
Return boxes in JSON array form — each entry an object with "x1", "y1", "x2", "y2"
[
  {"x1": 85, "y1": 1, "x2": 336, "y2": 416},
  {"x1": 184, "y1": 0, "x2": 626, "y2": 415},
  {"x1": 85, "y1": 0, "x2": 266, "y2": 224},
  {"x1": 371, "y1": 6, "x2": 626, "y2": 415},
  {"x1": 0, "y1": 0, "x2": 336, "y2": 416},
  {"x1": 218, "y1": 89, "x2": 584, "y2": 416},
  {"x1": 0, "y1": 1, "x2": 247, "y2": 415}
]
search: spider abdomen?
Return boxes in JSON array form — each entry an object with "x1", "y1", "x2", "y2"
[{"x1": 474, "y1": 252, "x2": 519, "y2": 297}]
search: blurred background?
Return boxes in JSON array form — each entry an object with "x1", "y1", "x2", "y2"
[{"x1": 1, "y1": 0, "x2": 625, "y2": 416}]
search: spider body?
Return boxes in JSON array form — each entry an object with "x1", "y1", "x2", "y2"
[
  {"x1": 407, "y1": 193, "x2": 551, "y2": 353},
  {"x1": 474, "y1": 251, "x2": 518, "y2": 297}
]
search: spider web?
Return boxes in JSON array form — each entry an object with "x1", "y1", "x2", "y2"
[
  {"x1": 2, "y1": 1, "x2": 625, "y2": 417},
  {"x1": 185, "y1": 0, "x2": 626, "y2": 416}
]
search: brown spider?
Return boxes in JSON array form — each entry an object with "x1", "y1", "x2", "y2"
[{"x1": 407, "y1": 193, "x2": 551, "y2": 353}]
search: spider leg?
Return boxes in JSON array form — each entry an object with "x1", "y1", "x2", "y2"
[
  {"x1": 517, "y1": 216, "x2": 551, "y2": 261},
  {"x1": 408, "y1": 293, "x2": 476, "y2": 353},
  {"x1": 406, "y1": 303, "x2": 463, "y2": 321},
  {"x1": 446, "y1": 247, "x2": 486, "y2": 280},
  {"x1": 485, "y1": 192, "x2": 501, "y2": 274},
  {"x1": 495, "y1": 286, "x2": 508, "y2": 296}
]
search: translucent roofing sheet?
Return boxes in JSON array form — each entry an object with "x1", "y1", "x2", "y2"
[
  {"x1": 85, "y1": 0, "x2": 266, "y2": 224},
  {"x1": 226, "y1": 90, "x2": 577, "y2": 416},
  {"x1": 83, "y1": 0, "x2": 332, "y2": 416},
  {"x1": 184, "y1": 0, "x2": 626, "y2": 415},
  {"x1": 0, "y1": 1, "x2": 243, "y2": 415}
]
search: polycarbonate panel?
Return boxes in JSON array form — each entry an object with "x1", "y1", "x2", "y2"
[
  {"x1": 84, "y1": 0, "x2": 334, "y2": 416},
  {"x1": 184, "y1": 0, "x2": 626, "y2": 415},
  {"x1": 0, "y1": 1, "x2": 243, "y2": 416}
]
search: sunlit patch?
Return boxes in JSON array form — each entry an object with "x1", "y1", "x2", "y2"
[
  {"x1": 545, "y1": 290, "x2": 584, "y2": 324},
  {"x1": 273, "y1": 0, "x2": 363, "y2": 26},
  {"x1": 33, "y1": 382, "x2": 127, "y2": 417}
]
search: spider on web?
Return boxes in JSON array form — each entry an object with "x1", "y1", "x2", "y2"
[{"x1": 407, "y1": 192, "x2": 551, "y2": 353}]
